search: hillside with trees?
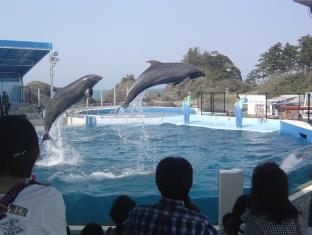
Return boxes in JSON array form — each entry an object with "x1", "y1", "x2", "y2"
[
  {"x1": 26, "y1": 34, "x2": 312, "y2": 107},
  {"x1": 162, "y1": 47, "x2": 250, "y2": 101},
  {"x1": 246, "y1": 34, "x2": 312, "y2": 93},
  {"x1": 104, "y1": 47, "x2": 251, "y2": 104}
]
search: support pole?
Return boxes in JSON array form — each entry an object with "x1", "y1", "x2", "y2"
[
  {"x1": 265, "y1": 93, "x2": 268, "y2": 119},
  {"x1": 37, "y1": 88, "x2": 40, "y2": 107},
  {"x1": 200, "y1": 93, "x2": 203, "y2": 115},
  {"x1": 114, "y1": 87, "x2": 116, "y2": 106},
  {"x1": 308, "y1": 93, "x2": 311, "y2": 124},
  {"x1": 100, "y1": 88, "x2": 103, "y2": 107},
  {"x1": 49, "y1": 50, "x2": 53, "y2": 100}
]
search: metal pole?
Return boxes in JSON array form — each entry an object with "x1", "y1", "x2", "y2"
[
  {"x1": 212, "y1": 92, "x2": 215, "y2": 114},
  {"x1": 37, "y1": 88, "x2": 40, "y2": 107},
  {"x1": 49, "y1": 50, "x2": 53, "y2": 100},
  {"x1": 308, "y1": 93, "x2": 311, "y2": 124},
  {"x1": 223, "y1": 92, "x2": 226, "y2": 113},
  {"x1": 210, "y1": 92, "x2": 212, "y2": 115},
  {"x1": 100, "y1": 88, "x2": 103, "y2": 107},
  {"x1": 265, "y1": 93, "x2": 267, "y2": 119},
  {"x1": 298, "y1": 93, "x2": 301, "y2": 119},
  {"x1": 200, "y1": 93, "x2": 203, "y2": 115},
  {"x1": 114, "y1": 87, "x2": 116, "y2": 106}
]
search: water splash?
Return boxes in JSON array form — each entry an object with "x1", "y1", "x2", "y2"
[
  {"x1": 37, "y1": 114, "x2": 81, "y2": 167},
  {"x1": 280, "y1": 146, "x2": 312, "y2": 173},
  {"x1": 57, "y1": 167, "x2": 154, "y2": 183},
  {"x1": 113, "y1": 92, "x2": 157, "y2": 170}
]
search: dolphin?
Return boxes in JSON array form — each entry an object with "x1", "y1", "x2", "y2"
[
  {"x1": 116, "y1": 60, "x2": 205, "y2": 112},
  {"x1": 42, "y1": 74, "x2": 102, "y2": 141}
]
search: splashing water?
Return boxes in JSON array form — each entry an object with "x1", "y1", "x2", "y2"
[
  {"x1": 280, "y1": 146, "x2": 312, "y2": 173},
  {"x1": 37, "y1": 114, "x2": 81, "y2": 167},
  {"x1": 113, "y1": 92, "x2": 157, "y2": 170}
]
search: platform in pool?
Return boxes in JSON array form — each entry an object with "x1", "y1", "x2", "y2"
[
  {"x1": 86, "y1": 114, "x2": 280, "y2": 133},
  {"x1": 163, "y1": 115, "x2": 280, "y2": 133}
]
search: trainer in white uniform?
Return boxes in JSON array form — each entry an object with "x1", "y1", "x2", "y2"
[{"x1": 0, "y1": 115, "x2": 67, "y2": 235}]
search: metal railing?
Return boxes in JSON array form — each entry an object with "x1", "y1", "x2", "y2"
[
  {"x1": 199, "y1": 92, "x2": 312, "y2": 123},
  {"x1": 21, "y1": 86, "x2": 45, "y2": 118}
]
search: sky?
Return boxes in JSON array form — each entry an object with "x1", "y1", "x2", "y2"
[{"x1": 1, "y1": 0, "x2": 311, "y2": 89}]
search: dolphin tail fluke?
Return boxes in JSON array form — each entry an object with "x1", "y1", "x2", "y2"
[
  {"x1": 42, "y1": 133, "x2": 52, "y2": 142},
  {"x1": 115, "y1": 104, "x2": 127, "y2": 114},
  {"x1": 115, "y1": 107, "x2": 120, "y2": 114}
]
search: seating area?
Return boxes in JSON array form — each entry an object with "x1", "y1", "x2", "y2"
[{"x1": 1, "y1": 114, "x2": 312, "y2": 234}]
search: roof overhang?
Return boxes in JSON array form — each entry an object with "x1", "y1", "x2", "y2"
[
  {"x1": 294, "y1": 0, "x2": 312, "y2": 7},
  {"x1": 0, "y1": 39, "x2": 52, "y2": 79}
]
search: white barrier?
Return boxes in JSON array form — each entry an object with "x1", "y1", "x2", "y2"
[{"x1": 218, "y1": 169, "x2": 244, "y2": 226}]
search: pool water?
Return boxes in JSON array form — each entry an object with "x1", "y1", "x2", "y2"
[{"x1": 35, "y1": 121, "x2": 310, "y2": 224}]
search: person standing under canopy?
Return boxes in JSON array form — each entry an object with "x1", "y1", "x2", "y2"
[{"x1": 2, "y1": 91, "x2": 10, "y2": 116}]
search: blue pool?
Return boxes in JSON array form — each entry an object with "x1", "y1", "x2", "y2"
[{"x1": 35, "y1": 113, "x2": 312, "y2": 224}]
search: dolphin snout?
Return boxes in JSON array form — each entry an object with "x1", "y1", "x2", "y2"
[
  {"x1": 87, "y1": 74, "x2": 103, "y2": 87},
  {"x1": 89, "y1": 74, "x2": 103, "y2": 82}
]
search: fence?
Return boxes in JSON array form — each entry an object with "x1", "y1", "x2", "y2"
[
  {"x1": 20, "y1": 86, "x2": 312, "y2": 124},
  {"x1": 21, "y1": 86, "x2": 45, "y2": 117},
  {"x1": 199, "y1": 92, "x2": 312, "y2": 123}
]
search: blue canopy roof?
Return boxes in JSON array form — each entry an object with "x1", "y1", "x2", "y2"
[{"x1": 0, "y1": 39, "x2": 52, "y2": 79}]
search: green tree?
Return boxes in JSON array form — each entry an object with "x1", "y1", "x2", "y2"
[
  {"x1": 183, "y1": 48, "x2": 242, "y2": 81},
  {"x1": 257, "y1": 42, "x2": 285, "y2": 77},
  {"x1": 246, "y1": 69, "x2": 267, "y2": 87},
  {"x1": 298, "y1": 34, "x2": 312, "y2": 73},
  {"x1": 282, "y1": 43, "x2": 298, "y2": 74},
  {"x1": 183, "y1": 47, "x2": 202, "y2": 67}
]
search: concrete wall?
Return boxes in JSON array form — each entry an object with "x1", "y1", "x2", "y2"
[{"x1": 281, "y1": 120, "x2": 312, "y2": 143}]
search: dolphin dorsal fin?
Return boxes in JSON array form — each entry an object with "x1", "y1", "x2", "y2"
[{"x1": 147, "y1": 60, "x2": 162, "y2": 66}]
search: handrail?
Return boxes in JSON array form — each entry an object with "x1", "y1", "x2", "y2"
[{"x1": 21, "y1": 86, "x2": 45, "y2": 118}]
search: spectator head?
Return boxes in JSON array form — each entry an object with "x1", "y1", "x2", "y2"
[
  {"x1": 224, "y1": 194, "x2": 250, "y2": 234},
  {"x1": 222, "y1": 212, "x2": 232, "y2": 234},
  {"x1": 66, "y1": 226, "x2": 71, "y2": 235},
  {"x1": 0, "y1": 115, "x2": 39, "y2": 178},
  {"x1": 156, "y1": 156, "x2": 193, "y2": 200},
  {"x1": 109, "y1": 195, "x2": 136, "y2": 227},
  {"x1": 80, "y1": 223, "x2": 104, "y2": 235},
  {"x1": 232, "y1": 194, "x2": 250, "y2": 223},
  {"x1": 251, "y1": 162, "x2": 299, "y2": 223}
]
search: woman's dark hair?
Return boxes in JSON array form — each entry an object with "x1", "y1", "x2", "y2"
[
  {"x1": 223, "y1": 194, "x2": 250, "y2": 235},
  {"x1": 183, "y1": 195, "x2": 200, "y2": 213},
  {"x1": 109, "y1": 195, "x2": 136, "y2": 228},
  {"x1": 156, "y1": 156, "x2": 193, "y2": 200},
  {"x1": 80, "y1": 223, "x2": 104, "y2": 235},
  {"x1": 0, "y1": 115, "x2": 39, "y2": 178},
  {"x1": 250, "y1": 162, "x2": 299, "y2": 223}
]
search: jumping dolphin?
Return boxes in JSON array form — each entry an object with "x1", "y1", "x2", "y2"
[
  {"x1": 116, "y1": 61, "x2": 205, "y2": 112},
  {"x1": 43, "y1": 74, "x2": 102, "y2": 141}
]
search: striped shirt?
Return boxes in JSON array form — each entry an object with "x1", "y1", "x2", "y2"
[{"x1": 124, "y1": 197, "x2": 217, "y2": 235}]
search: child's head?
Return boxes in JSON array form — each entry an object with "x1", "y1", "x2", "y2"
[
  {"x1": 0, "y1": 115, "x2": 39, "y2": 178},
  {"x1": 109, "y1": 195, "x2": 136, "y2": 227}
]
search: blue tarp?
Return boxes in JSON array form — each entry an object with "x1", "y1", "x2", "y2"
[{"x1": 0, "y1": 39, "x2": 52, "y2": 79}]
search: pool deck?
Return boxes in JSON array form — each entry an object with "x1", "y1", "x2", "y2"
[
  {"x1": 68, "y1": 113, "x2": 281, "y2": 133},
  {"x1": 163, "y1": 115, "x2": 280, "y2": 133}
]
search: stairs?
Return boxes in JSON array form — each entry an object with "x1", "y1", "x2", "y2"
[{"x1": 9, "y1": 103, "x2": 44, "y2": 126}]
